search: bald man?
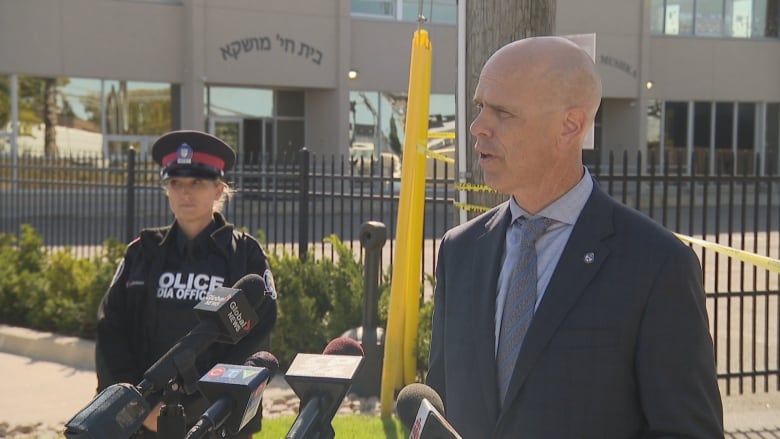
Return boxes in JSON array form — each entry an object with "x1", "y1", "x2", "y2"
[{"x1": 426, "y1": 37, "x2": 723, "y2": 438}]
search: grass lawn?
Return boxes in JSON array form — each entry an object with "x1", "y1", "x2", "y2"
[{"x1": 254, "y1": 414, "x2": 408, "y2": 438}]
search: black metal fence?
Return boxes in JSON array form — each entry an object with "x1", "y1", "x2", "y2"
[{"x1": 1, "y1": 149, "x2": 778, "y2": 395}]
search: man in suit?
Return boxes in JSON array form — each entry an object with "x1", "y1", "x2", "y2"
[{"x1": 426, "y1": 36, "x2": 723, "y2": 438}]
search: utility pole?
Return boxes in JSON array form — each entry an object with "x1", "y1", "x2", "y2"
[{"x1": 460, "y1": 0, "x2": 557, "y2": 219}]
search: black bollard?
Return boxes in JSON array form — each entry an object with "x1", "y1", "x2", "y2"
[{"x1": 345, "y1": 221, "x2": 387, "y2": 397}]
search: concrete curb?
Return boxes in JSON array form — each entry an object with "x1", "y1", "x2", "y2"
[{"x1": 0, "y1": 324, "x2": 95, "y2": 370}]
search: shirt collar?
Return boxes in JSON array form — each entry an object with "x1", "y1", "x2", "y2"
[{"x1": 509, "y1": 167, "x2": 594, "y2": 226}]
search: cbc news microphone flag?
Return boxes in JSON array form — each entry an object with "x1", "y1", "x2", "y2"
[{"x1": 380, "y1": 24, "x2": 432, "y2": 417}]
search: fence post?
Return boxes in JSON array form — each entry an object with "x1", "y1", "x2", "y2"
[
  {"x1": 298, "y1": 147, "x2": 310, "y2": 260},
  {"x1": 126, "y1": 147, "x2": 136, "y2": 242}
]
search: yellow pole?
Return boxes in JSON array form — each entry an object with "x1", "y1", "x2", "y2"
[{"x1": 380, "y1": 28, "x2": 432, "y2": 418}]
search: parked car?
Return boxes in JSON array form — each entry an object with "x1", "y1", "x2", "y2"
[{"x1": 349, "y1": 143, "x2": 401, "y2": 193}]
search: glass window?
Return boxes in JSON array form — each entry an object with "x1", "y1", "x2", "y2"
[
  {"x1": 696, "y1": 0, "x2": 725, "y2": 35},
  {"x1": 664, "y1": 101, "x2": 689, "y2": 169},
  {"x1": 647, "y1": 100, "x2": 662, "y2": 161},
  {"x1": 125, "y1": 0, "x2": 181, "y2": 3},
  {"x1": 754, "y1": 0, "x2": 780, "y2": 36},
  {"x1": 276, "y1": 119, "x2": 305, "y2": 158},
  {"x1": 207, "y1": 86, "x2": 273, "y2": 118},
  {"x1": 14, "y1": 76, "x2": 106, "y2": 157},
  {"x1": 715, "y1": 102, "x2": 735, "y2": 173},
  {"x1": 349, "y1": 90, "x2": 455, "y2": 158},
  {"x1": 0, "y1": 75, "x2": 9, "y2": 154},
  {"x1": 666, "y1": 0, "x2": 695, "y2": 34},
  {"x1": 0, "y1": 75, "x2": 9, "y2": 133},
  {"x1": 769, "y1": 0, "x2": 780, "y2": 36},
  {"x1": 277, "y1": 90, "x2": 304, "y2": 117},
  {"x1": 650, "y1": 0, "x2": 666, "y2": 34},
  {"x1": 766, "y1": 103, "x2": 779, "y2": 174},
  {"x1": 352, "y1": 0, "x2": 395, "y2": 17},
  {"x1": 402, "y1": 0, "x2": 457, "y2": 24},
  {"x1": 652, "y1": 0, "x2": 779, "y2": 38},
  {"x1": 693, "y1": 102, "x2": 712, "y2": 172},
  {"x1": 104, "y1": 80, "x2": 171, "y2": 136},
  {"x1": 736, "y1": 102, "x2": 756, "y2": 172},
  {"x1": 727, "y1": 0, "x2": 754, "y2": 37}
]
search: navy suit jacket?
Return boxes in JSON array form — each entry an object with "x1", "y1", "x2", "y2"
[{"x1": 426, "y1": 183, "x2": 723, "y2": 439}]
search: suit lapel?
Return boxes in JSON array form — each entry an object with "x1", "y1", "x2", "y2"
[
  {"x1": 499, "y1": 186, "x2": 616, "y2": 415},
  {"x1": 473, "y1": 203, "x2": 511, "y2": 422}
]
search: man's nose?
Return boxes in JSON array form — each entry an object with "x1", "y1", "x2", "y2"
[{"x1": 470, "y1": 112, "x2": 489, "y2": 138}]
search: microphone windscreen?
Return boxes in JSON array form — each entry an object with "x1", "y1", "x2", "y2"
[
  {"x1": 395, "y1": 383, "x2": 445, "y2": 431},
  {"x1": 231, "y1": 273, "x2": 278, "y2": 336},
  {"x1": 243, "y1": 351, "x2": 280, "y2": 381},
  {"x1": 231, "y1": 274, "x2": 266, "y2": 298},
  {"x1": 322, "y1": 337, "x2": 364, "y2": 356}
]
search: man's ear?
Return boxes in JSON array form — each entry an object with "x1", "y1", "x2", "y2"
[{"x1": 560, "y1": 107, "x2": 588, "y2": 146}]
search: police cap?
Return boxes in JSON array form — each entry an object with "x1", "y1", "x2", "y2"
[{"x1": 151, "y1": 130, "x2": 236, "y2": 180}]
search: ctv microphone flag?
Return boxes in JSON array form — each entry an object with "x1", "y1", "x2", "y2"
[
  {"x1": 185, "y1": 351, "x2": 279, "y2": 439},
  {"x1": 196, "y1": 363, "x2": 272, "y2": 433}
]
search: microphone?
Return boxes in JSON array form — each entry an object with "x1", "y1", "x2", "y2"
[
  {"x1": 396, "y1": 383, "x2": 462, "y2": 439},
  {"x1": 285, "y1": 337, "x2": 365, "y2": 439},
  {"x1": 64, "y1": 274, "x2": 273, "y2": 439},
  {"x1": 139, "y1": 273, "x2": 266, "y2": 396},
  {"x1": 185, "y1": 351, "x2": 280, "y2": 439},
  {"x1": 62, "y1": 383, "x2": 150, "y2": 439}
]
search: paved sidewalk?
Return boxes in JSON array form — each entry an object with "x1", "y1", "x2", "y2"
[{"x1": 0, "y1": 325, "x2": 778, "y2": 437}]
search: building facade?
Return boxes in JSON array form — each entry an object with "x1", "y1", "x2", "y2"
[{"x1": 0, "y1": 0, "x2": 778, "y2": 174}]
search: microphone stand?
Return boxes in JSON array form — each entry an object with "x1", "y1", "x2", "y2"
[{"x1": 157, "y1": 378, "x2": 187, "y2": 439}]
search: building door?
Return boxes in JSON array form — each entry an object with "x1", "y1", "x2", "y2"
[{"x1": 209, "y1": 116, "x2": 273, "y2": 189}]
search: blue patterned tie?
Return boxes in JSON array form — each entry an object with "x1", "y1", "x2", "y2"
[{"x1": 496, "y1": 216, "x2": 552, "y2": 405}]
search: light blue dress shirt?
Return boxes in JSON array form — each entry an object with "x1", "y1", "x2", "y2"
[{"x1": 494, "y1": 168, "x2": 594, "y2": 354}]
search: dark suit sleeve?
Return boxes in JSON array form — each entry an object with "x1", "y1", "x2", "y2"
[
  {"x1": 426, "y1": 234, "x2": 448, "y2": 402},
  {"x1": 636, "y1": 244, "x2": 723, "y2": 438}
]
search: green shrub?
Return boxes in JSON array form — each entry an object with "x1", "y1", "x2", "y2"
[
  {"x1": 269, "y1": 234, "x2": 366, "y2": 370},
  {"x1": 0, "y1": 225, "x2": 435, "y2": 378},
  {"x1": 0, "y1": 226, "x2": 124, "y2": 338},
  {"x1": 0, "y1": 225, "x2": 48, "y2": 326}
]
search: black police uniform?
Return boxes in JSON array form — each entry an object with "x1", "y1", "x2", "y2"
[{"x1": 94, "y1": 131, "x2": 277, "y2": 438}]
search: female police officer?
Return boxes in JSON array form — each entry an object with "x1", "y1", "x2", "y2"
[{"x1": 95, "y1": 130, "x2": 277, "y2": 438}]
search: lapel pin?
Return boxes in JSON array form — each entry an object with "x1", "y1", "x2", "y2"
[{"x1": 583, "y1": 252, "x2": 595, "y2": 264}]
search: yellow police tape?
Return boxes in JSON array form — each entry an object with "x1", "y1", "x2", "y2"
[
  {"x1": 674, "y1": 233, "x2": 780, "y2": 273},
  {"x1": 427, "y1": 132, "x2": 455, "y2": 139},
  {"x1": 454, "y1": 182, "x2": 495, "y2": 193},
  {"x1": 448, "y1": 192, "x2": 780, "y2": 273},
  {"x1": 421, "y1": 141, "x2": 780, "y2": 272},
  {"x1": 424, "y1": 148, "x2": 455, "y2": 164}
]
